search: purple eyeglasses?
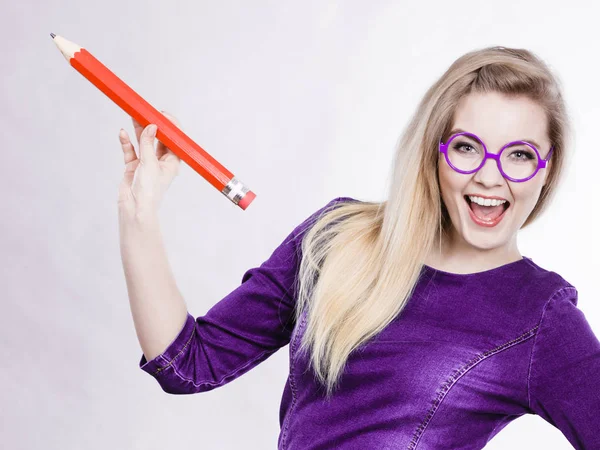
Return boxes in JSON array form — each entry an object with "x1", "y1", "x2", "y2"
[{"x1": 439, "y1": 131, "x2": 554, "y2": 183}]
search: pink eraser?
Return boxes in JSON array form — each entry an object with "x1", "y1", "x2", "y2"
[{"x1": 238, "y1": 191, "x2": 256, "y2": 210}]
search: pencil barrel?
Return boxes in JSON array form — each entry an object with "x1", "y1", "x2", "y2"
[{"x1": 68, "y1": 47, "x2": 255, "y2": 208}]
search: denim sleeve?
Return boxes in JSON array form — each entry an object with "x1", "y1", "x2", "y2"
[
  {"x1": 528, "y1": 286, "x2": 600, "y2": 449},
  {"x1": 138, "y1": 196, "x2": 352, "y2": 394}
]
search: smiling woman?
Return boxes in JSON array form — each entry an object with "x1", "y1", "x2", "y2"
[
  {"x1": 130, "y1": 46, "x2": 599, "y2": 450},
  {"x1": 436, "y1": 91, "x2": 554, "y2": 240}
]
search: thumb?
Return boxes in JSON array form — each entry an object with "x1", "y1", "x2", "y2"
[{"x1": 139, "y1": 124, "x2": 158, "y2": 164}]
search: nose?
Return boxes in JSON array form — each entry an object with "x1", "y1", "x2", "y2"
[{"x1": 473, "y1": 153, "x2": 505, "y2": 185}]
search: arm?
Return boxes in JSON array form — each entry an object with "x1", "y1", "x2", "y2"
[
  {"x1": 528, "y1": 286, "x2": 600, "y2": 449},
  {"x1": 119, "y1": 208, "x2": 189, "y2": 363},
  {"x1": 137, "y1": 197, "x2": 351, "y2": 394}
]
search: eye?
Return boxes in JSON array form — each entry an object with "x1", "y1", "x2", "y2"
[
  {"x1": 452, "y1": 142, "x2": 476, "y2": 153},
  {"x1": 510, "y1": 149, "x2": 536, "y2": 161}
]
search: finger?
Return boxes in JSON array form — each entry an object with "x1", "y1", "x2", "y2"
[
  {"x1": 131, "y1": 116, "x2": 144, "y2": 145},
  {"x1": 139, "y1": 124, "x2": 159, "y2": 165},
  {"x1": 156, "y1": 110, "x2": 181, "y2": 160},
  {"x1": 119, "y1": 128, "x2": 138, "y2": 165}
]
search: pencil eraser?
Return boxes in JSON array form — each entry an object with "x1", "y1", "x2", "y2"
[{"x1": 238, "y1": 191, "x2": 256, "y2": 210}]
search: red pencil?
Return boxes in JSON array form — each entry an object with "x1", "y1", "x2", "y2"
[{"x1": 50, "y1": 33, "x2": 256, "y2": 210}]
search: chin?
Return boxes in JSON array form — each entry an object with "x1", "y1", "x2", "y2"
[
  {"x1": 453, "y1": 202, "x2": 512, "y2": 250},
  {"x1": 461, "y1": 231, "x2": 505, "y2": 250}
]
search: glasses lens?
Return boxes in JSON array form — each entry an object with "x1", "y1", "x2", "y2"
[
  {"x1": 447, "y1": 135, "x2": 539, "y2": 181},
  {"x1": 500, "y1": 143, "x2": 538, "y2": 180},
  {"x1": 447, "y1": 134, "x2": 484, "y2": 172}
]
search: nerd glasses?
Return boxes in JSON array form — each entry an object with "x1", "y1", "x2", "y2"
[{"x1": 439, "y1": 131, "x2": 554, "y2": 183}]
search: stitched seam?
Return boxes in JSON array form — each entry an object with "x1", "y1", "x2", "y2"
[
  {"x1": 522, "y1": 257, "x2": 537, "y2": 270},
  {"x1": 155, "y1": 324, "x2": 196, "y2": 375},
  {"x1": 407, "y1": 326, "x2": 538, "y2": 450},
  {"x1": 281, "y1": 310, "x2": 308, "y2": 450},
  {"x1": 153, "y1": 321, "x2": 272, "y2": 388},
  {"x1": 173, "y1": 349, "x2": 271, "y2": 388},
  {"x1": 527, "y1": 286, "x2": 577, "y2": 410}
]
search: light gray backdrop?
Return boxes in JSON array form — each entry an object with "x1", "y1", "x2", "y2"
[{"x1": 2, "y1": 0, "x2": 598, "y2": 449}]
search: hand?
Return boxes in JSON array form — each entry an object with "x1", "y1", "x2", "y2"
[{"x1": 118, "y1": 110, "x2": 182, "y2": 218}]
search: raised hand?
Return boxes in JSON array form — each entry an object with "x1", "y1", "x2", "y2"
[{"x1": 117, "y1": 110, "x2": 182, "y2": 218}]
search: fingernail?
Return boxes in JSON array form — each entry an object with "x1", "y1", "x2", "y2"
[{"x1": 148, "y1": 124, "x2": 157, "y2": 135}]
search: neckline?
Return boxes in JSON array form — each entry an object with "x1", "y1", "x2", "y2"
[{"x1": 422, "y1": 256, "x2": 531, "y2": 277}]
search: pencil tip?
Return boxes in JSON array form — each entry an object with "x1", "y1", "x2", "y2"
[{"x1": 50, "y1": 33, "x2": 56, "y2": 39}]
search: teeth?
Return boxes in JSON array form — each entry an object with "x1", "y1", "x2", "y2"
[{"x1": 468, "y1": 196, "x2": 507, "y2": 207}]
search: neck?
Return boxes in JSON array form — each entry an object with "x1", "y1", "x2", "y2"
[{"x1": 424, "y1": 233, "x2": 522, "y2": 274}]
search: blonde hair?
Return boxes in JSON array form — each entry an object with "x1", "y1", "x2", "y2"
[{"x1": 294, "y1": 46, "x2": 572, "y2": 398}]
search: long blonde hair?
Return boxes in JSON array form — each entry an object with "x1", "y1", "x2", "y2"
[{"x1": 294, "y1": 46, "x2": 572, "y2": 398}]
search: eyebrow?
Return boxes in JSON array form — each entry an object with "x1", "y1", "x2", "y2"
[{"x1": 448, "y1": 128, "x2": 542, "y2": 149}]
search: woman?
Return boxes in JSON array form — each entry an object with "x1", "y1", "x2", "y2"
[{"x1": 118, "y1": 46, "x2": 600, "y2": 449}]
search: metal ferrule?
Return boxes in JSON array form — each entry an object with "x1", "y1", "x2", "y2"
[{"x1": 221, "y1": 177, "x2": 250, "y2": 205}]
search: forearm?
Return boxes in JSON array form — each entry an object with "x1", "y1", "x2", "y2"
[{"x1": 118, "y1": 208, "x2": 189, "y2": 362}]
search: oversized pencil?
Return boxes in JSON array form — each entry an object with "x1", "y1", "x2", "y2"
[{"x1": 50, "y1": 33, "x2": 256, "y2": 210}]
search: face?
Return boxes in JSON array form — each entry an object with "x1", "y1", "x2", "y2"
[{"x1": 438, "y1": 91, "x2": 551, "y2": 255}]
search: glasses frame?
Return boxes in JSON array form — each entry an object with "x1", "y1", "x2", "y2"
[{"x1": 439, "y1": 131, "x2": 554, "y2": 183}]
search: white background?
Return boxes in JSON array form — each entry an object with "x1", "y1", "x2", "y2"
[{"x1": 1, "y1": 0, "x2": 598, "y2": 448}]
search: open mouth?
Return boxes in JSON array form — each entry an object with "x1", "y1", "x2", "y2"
[
  {"x1": 464, "y1": 195, "x2": 510, "y2": 224},
  {"x1": 464, "y1": 195, "x2": 510, "y2": 211}
]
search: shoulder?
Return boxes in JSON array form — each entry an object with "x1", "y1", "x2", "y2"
[
  {"x1": 519, "y1": 257, "x2": 577, "y2": 307},
  {"x1": 529, "y1": 284, "x2": 600, "y2": 392},
  {"x1": 291, "y1": 196, "x2": 361, "y2": 238},
  {"x1": 527, "y1": 282, "x2": 600, "y2": 445},
  {"x1": 530, "y1": 283, "x2": 600, "y2": 376}
]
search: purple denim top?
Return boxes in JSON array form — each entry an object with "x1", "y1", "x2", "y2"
[{"x1": 139, "y1": 197, "x2": 600, "y2": 449}]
